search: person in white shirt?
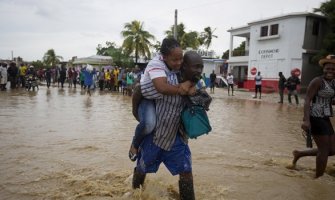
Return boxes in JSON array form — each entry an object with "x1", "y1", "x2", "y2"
[
  {"x1": 227, "y1": 73, "x2": 234, "y2": 96},
  {"x1": 196, "y1": 76, "x2": 206, "y2": 91},
  {"x1": 253, "y1": 71, "x2": 262, "y2": 99},
  {"x1": 0, "y1": 63, "x2": 8, "y2": 90}
]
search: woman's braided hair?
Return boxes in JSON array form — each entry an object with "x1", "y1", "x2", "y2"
[{"x1": 160, "y1": 38, "x2": 180, "y2": 56}]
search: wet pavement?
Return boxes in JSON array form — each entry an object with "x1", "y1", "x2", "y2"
[{"x1": 0, "y1": 85, "x2": 334, "y2": 200}]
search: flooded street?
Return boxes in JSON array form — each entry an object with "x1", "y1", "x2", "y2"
[{"x1": 1, "y1": 86, "x2": 335, "y2": 200}]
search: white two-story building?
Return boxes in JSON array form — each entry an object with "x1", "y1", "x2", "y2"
[{"x1": 227, "y1": 12, "x2": 327, "y2": 92}]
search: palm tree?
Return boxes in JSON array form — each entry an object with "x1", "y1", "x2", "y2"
[
  {"x1": 165, "y1": 23, "x2": 186, "y2": 43},
  {"x1": 180, "y1": 31, "x2": 201, "y2": 50},
  {"x1": 201, "y1": 27, "x2": 218, "y2": 50},
  {"x1": 152, "y1": 41, "x2": 162, "y2": 53},
  {"x1": 165, "y1": 23, "x2": 203, "y2": 50},
  {"x1": 43, "y1": 49, "x2": 63, "y2": 67},
  {"x1": 121, "y1": 20, "x2": 155, "y2": 64}
]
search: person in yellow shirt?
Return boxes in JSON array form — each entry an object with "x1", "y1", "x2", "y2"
[
  {"x1": 19, "y1": 63, "x2": 28, "y2": 87},
  {"x1": 105, "y1": 69, "x2": 111, "y2": 90},
  {"x1": 113, "y1": 67, "x2": 119, "y2": 91}
]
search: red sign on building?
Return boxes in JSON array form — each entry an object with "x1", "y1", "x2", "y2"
[
  {"x1": 291, "y1": 68, "x2": 301, "y2": 76},
  {"x1": 250, "y1": 67, "x2": 257, "y2": 75}
]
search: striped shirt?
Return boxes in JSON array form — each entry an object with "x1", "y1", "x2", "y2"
[
  {"x1": 139, "y1": 55, "x2": 185, "y2": 150},
  {"x1": 310, "y1": 78, "x2": 335, "y2": 117},
  {"x1": 153, "y1": 69, "x2": 185, "y2": 151},
  {"x1": 140, "y1": 55, "x2": 166, "y2": 99}
]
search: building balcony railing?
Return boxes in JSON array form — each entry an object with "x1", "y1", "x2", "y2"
[{"x1": 232, "y1": 50, "x2": 249, "y2": 57}]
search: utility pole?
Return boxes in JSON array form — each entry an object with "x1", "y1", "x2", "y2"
[
  {"x1": 11, "y1": 50, "x2": 13, "y2": 61},
  {"x1": 174, "y1": 9, "x2": 177, "y2": 40}
]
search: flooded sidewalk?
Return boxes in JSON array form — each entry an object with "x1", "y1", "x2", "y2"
[
  {"x1": 213, "y1": 87, "x2": 305, "y2": 105},
  {"x1": 0, "y1": 86, "x2": 334, "y2": 200}
]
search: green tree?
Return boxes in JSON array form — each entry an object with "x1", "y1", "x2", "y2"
[
  {"x1": 180, "y1": 31, "x2": 201, "y2": 50},
  {"x1": 31, "y1": 60, "x2": 44, "y2": 69},
  {"x1": 121, "y1": 20, "x2": 155, "y2": 64},
  {"x1": 165, "y1": 23, "x2": 186, "y2": 43},
  {"x1": 222, "y1": 49, "x2": 229, "y2": 59},
  {"x1": 221, "y1": 42, "x2": 245, "y2": 59},
  {"x1": 313, "y1": 0, "x2": 335, "y2": 61},
  {"x1": 96, "y1": 41, "x2": 116, "y2": 56},
  {"x1": 200, "y1": 27, "x2": 218, "y2": 50},
  {"x1": 232, "y1": 41, "x2": 246, "y2": 56},
  {"x1": 152, "y1": 41, "x2": 161, "y2": 53},
  {"x1": 42, "y1": 49, "x2": 62, "y2": 67},
  {"x1": 96, "y1": 41, "x2": 134, "y2": 68},
  {"x1": 165, "y1": 23, "x2": 210, "y2": 50}
]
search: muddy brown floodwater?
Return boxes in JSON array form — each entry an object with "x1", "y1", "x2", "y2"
[{"x1": 0, "y1": 86, "x2": 335, "y2": 200}]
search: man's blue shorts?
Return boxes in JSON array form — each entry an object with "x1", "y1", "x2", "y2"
[{"x1": 136, "y1": 133, "x2": 192, "y2": 176}]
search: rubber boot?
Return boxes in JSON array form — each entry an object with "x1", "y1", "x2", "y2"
[
  {"x1": 132, "y1": 168, "x2": 146, "y2": 189},
  {"x1": 179, "y1": 179, "x2": 195, "y2": 200}
]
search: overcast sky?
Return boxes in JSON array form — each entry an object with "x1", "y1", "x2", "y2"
[{"x1": 0, "y1": 0, "x2": 326, "y2": 61}]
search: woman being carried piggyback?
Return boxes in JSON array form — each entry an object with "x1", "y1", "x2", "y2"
[{"x1": 128, "y1": 38, "x2": 195, "y2": 161}]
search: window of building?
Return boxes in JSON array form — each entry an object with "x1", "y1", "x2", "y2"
[
  {"x1": 260, "y1": 26, "x2": 268, "y2": 37},
  {"x1": 270, "y1": 24, "x2": 279, "y2": 35},
  {"x1": 312, "y1": 20, "x2": 319, "y2": 36}
]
